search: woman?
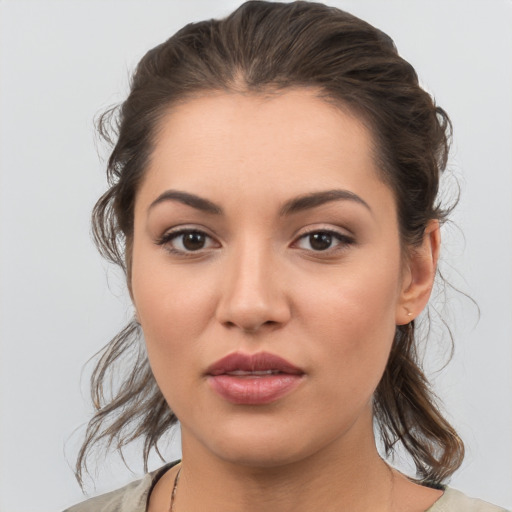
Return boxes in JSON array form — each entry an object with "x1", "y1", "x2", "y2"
[{"x1": 65, "y1": 2, "x2": 509, "y2": 511}]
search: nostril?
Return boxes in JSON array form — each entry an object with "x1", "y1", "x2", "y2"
[
  {"x1": 221, "y1": 318, "x2": 281, "y2": 333},
  {"x1": 214, "y1": 267, "x2": 292, "y2": 331}
]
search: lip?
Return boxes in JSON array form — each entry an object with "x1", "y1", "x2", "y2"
[{"x1": 206, "y1": 352, "x2": 305, "y2": 405}]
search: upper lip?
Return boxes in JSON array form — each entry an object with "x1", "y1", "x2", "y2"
[{"x1": 206, "y1": 352, "x2": 304, "y2": 376}]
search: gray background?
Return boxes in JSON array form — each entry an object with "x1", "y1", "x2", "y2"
[{"x1": 0, "y1": 1, "x2": 511, "y2": 510}]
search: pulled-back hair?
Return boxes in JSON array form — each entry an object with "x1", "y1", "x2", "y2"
[{"x1": 77, "y1": 0, "x2": 464, "y2": 486}]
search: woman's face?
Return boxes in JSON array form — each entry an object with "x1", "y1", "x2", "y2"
[{"x1": 131, "y1": 89, "x2": 422, "y2": 467}]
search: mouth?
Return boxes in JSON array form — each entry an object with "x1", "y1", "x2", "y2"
[
  {"x1": 223, "y1": 369, "x2": 283, "y2": 376},
  {"x1": 206, "y1": 352, "x2": 305, "y2": 405}
]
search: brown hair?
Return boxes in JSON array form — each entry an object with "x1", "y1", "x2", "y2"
[{"x1": 77, "y1": 0, "x2": 464, "y2": 486}]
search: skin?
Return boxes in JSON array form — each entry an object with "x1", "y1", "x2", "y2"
[{"x1": 130, "y1": 89, "x2": 442, "y2": 512}]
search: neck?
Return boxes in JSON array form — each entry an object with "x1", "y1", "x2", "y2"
[{"x1": 174, "y1": 417, "x2": 395, "y2": 512}]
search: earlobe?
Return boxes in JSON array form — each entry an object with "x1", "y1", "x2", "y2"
[{"x1": 396, "y1": 220, "x2": 441, "y2": 325}]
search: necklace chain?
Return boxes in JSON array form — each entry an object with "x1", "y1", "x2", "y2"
[{"x1": 168, "y1": 466, "x2": 182, "y2": 512}]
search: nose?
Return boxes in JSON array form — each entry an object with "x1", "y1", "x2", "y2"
[{"x1": 215, "y1": 242, "x2": 291, "y2": 333}]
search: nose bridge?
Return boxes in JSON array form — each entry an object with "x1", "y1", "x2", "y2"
[
  {"x1": 216, "y1": 234, "x2": 289, "y2": 331},
  {"x1": 231, "y1": 238, "x2": 271, "y2": 299}
]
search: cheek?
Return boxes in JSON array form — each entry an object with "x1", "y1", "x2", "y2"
[
  {"x1": 296, "y1": 261, "x2": 400, "y2": 395},
  {"x1": 300, "y1": 259, "x2": 400, "y2": 335},
  {"x1": 130, "y1": 250, "x2": 217, "y2": 383}
]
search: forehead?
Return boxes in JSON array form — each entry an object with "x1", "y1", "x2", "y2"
[{"x1": 138, "y1": 89, "x2": 394, "y2": 218}]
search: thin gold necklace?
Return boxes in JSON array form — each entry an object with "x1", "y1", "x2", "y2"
[{"x1": 168, "y1": 466, "x2": 182, "y2": 512}]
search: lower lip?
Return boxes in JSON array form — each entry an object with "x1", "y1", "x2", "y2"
[{"x1": 207, "y1": 374, "x2": 303, "y2": 405}]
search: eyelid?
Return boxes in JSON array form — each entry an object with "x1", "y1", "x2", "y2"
[
  {"x1": 293, "y1": 223, "x2": 354, "y2": 240},
  {"x1": 155, "y1": 225, "x2": 221, "y2": 256},
  {"x1": 292, "y1": 226, "x2": 355, "y2": 252}
]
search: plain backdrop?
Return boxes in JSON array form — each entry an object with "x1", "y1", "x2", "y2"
[{"x1": 0, "y1": 1, "x2": 511, "y2": 511}]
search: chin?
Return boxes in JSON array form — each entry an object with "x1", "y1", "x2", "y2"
[
  {"x1": 214, "y1": 441, "x2": 313, "y2": 469},
  {"x1": 185, "y1": 412, "x2": 355, "y2": 470}
]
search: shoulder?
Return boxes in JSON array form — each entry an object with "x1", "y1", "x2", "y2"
[
  {"x1": 427, "y1": 487, "x2": 510, "y2": 512},
  {"x1": 62, "y1": 463, "x2": 176, "y2": 512},
  {"x1": 62, "y1": 475, "x2": 152, "y2": 512}
]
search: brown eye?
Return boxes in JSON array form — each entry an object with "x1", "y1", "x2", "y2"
[
  {"x1": 309, "y1": 232, "x2": 333, "y2": 251},
  {"x1": 295, "y1": 230, "x2": 354, "y2": 252},
  {"x1": 181, "y1": 231, "x2": 207, "y2": 251},
  {"x1": 156, "y1": 229, "x2": 219, "y2": 254}
]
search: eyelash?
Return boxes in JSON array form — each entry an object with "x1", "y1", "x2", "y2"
[
  {"x1": 155, "y1": 227, "x2": 355, "y2": 257},
  {"x1": 155, "y1": 229, "x2": 219, "y2": 257},
  {"x1": 294, "y1": 228, "x2": 355, "y2": 253}
]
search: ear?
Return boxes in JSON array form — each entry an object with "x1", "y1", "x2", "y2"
[{"x1": 396, "y1": 220, "x2": 440, "y2": 325}]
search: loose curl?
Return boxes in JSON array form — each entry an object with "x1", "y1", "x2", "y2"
[{"x1": 77, "y1": 0, "x2": 464, "y2": 486}]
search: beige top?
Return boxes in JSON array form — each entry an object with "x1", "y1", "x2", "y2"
[{"x1": 64, "y1": 463, "x2": 510, "y2": 512}]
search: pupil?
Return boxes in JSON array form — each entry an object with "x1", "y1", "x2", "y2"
[
  {"x1": 310, "y1": 232, "x2": 332, "y2": 250},
  {"x1": 183, "y1": 232, "x2": 205, "y2": 251}
]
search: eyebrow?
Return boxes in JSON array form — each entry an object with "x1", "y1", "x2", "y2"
[
  {"x1": 279, "y1": 189, "x2": 372, "y2": 216},
  {"x1": 148, "y1": 188, "x2": 371, "y2": 216},
  {"x1": 149, "y1": 190, "x2": 223, "y2": 215}
]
